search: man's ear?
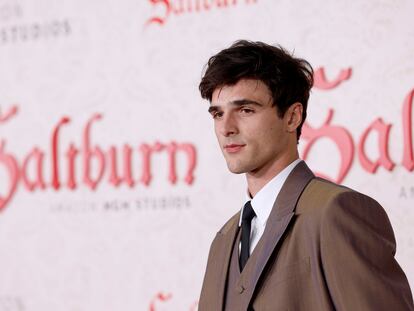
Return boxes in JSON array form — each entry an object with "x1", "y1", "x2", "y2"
[{"x1": 286, "y1": 102, "x2": 303, "y2": 133}]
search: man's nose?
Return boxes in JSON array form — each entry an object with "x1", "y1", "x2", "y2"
[{"x1": 219, "y1": 114, "x2": 238, "y2": 137}]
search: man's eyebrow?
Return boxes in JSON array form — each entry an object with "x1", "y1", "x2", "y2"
[
  {"x1": 231, "y1": 99, "x2": 264, "y2": 107},
  {"x1": 208, "y1": 106, "x2": 220, "y2": 114},
  {"x1": 208, "y1": 99, "x2": 264, "y2": 113}
]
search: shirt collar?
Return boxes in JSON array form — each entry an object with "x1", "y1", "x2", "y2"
[{"x1": 239, "y1": 158, "x2": 302, "y2": 227}]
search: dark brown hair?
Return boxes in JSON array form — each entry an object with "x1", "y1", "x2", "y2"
[{"x1": 199, "y1": 40, "x2": 313, "y2": 141}]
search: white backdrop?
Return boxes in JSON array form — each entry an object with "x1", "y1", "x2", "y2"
[{"x1": 0, "y1": 0, "x2": 413, "y2": 310}]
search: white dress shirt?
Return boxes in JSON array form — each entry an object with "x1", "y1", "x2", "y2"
[{"x1": 238, "y1": 158, "x2": 302, "y2": 256}]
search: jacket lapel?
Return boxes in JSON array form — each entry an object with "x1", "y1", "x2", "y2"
[
  {"x1": 216, "y1": 218, "x2": 239, "y2": 310},
  {"x1": 241, "y1": 161, "x2": 315, "y2": 309}
]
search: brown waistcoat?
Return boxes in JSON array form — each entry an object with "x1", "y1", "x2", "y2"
[{"x1": 224, "y1": 228, "x2": 242, "y2": 311}]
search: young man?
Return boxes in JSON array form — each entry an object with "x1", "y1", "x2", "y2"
[{"x1": 198, "y1": 40, "x2": 414, "y2": 310}]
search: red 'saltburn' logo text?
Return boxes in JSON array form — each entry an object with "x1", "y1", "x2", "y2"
[
  {"x1": 145, "y1": 0, "x2": 258, "y2": 26},
  {"x1": 304, "y1": 67, "x2": 413, "y2": 183},
  {"x1": 0, "y1": 111, "x2": 197, "y2": 212}
]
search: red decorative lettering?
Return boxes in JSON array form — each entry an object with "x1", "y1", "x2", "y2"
[
  {"x1": 165, "y1": 142, "x2": 178, "y2": 183},
  {"x1": 358, "y1": 118, "x2": 395, "y2": 173},
  {"x1": 172, "y1": 0, "x2": 185, "y2": 14},
  {"x1": 145, "y1": 0, "x2": 171, "y2": 25},
  {"x1": 65, "y1": 143, "x2": 78, "y2": 190},
  {"x1": 83, "y1": 113, "x2": 105, "y2": 190},
  {"x1": 139, "y1": 142, "x2": 164, "y2": 186},
  {"x1": 108, "y1": 144, "x2": 135, "y2": 187},
  {"x1": 22, "y1": 147, "x2": 46, "y2": 191},
  {"x1": 0, "y1": 105, "x2": 18, "y2": 123},
  {"x1": 0, "y1": 107, "x2": 197, "y2": 212},
  {"x1": 301, "y1": 109, "x2": 354, "y2": 183},
  {"x1": 178, "y1": 143, "x2": 197, "y2": 184},
  {"x1": 51, "y1": 116, "x2": 70, "y2": 190},
  {"x1": 313, "y1": 67, "x2": 352, "y2": 90},
  {"x1": 149, "y1": 292, "x2": 172, "y2": 311},
  {"x1": 0, "y1": 141, "x2": 19, "y2": 211},
  {"x1": 139, "y1": 142, "x2": 197, "y2": 185},
  {"x1": 164, "y1": 142, "x2": 197, "y2": 184},
  {"x1": 203, "y1": 0, "x2": 211, "y2": 10},
  {"x1": 402, "y1": 88, "x2": 414, "y2": 171},
  {"x1": 190, "y1": 0, "x2": 202, "y2": 12},
  {"x1": 146, "y1": 0, "x2": 257, "y2": 26}
]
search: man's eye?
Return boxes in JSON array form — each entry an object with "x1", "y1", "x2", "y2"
[
  {"x1": 240, "y1": 108, "x2": 254, "y2": 114},
  {"x1": 212, "y1": 112, "x2": 223, "y2": 119}
]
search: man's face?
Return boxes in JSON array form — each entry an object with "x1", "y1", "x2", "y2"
[{"x1": 209, "y1": 79, "x2": 292, "y2": 175}]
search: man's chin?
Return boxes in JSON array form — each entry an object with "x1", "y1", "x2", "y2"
[{"x1": 226, "y1": 163, "x2": 248, "y2": 174}]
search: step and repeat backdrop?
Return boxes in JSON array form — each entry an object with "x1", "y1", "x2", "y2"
[{"x1": 0, "y1": 0, "x2": 413, "y2": 310}]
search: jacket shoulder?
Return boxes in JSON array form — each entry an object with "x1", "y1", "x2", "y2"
[
  {"x1": 217, "y1": 210, "x2": 240, "y2": 235},
  {"x1": 297, "y1": 176, "x2": 382, "y2": 215}
]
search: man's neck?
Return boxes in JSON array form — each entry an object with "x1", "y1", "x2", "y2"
[{"x1": 246, "y1": 152, "x2": 299, "y2": 197}]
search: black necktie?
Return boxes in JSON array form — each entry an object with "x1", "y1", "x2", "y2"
[{"x1": 239, "y1": 201, "x2": 256, "y2": 271}]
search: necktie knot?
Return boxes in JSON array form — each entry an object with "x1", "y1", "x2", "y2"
[{"x1": 242, "y1": 201, "x2": 256, "y2": 222}]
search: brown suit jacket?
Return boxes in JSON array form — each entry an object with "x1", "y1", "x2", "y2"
[{"x1": 199, "y1": 161, "x2": 414, "y2": 310}]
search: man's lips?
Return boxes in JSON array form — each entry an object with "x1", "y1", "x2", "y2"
[{"x1": 224, "y1": 144, "x2": 246, "y2": 153}]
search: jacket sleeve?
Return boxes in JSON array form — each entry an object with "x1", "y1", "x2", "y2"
[{"x1": 321, "y1": 191, "x2": 414, "y2": 311}]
